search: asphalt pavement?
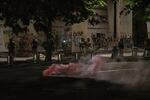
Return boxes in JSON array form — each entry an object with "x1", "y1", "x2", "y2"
[{"x1": 0, "y1": 51, "x2": 150, "y2": 100}]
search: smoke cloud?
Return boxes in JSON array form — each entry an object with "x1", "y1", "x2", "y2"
[{"x1": 43, "y1": 54, "x2": 150, "y2": 89}]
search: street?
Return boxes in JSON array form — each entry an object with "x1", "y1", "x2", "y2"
[{"x1": 0, "y1": 60, "x2": 150, "y2": 100}]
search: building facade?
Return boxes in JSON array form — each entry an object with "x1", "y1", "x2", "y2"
[
  {"x1": 51, "y1": 0, "x2": 133, "y2": 52},
  {"x1": 0, "y1": 0, "x2": 141, "y2": 53}
]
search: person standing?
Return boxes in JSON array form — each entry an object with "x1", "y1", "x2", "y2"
[
  {"x1": 118, "y1": 38, "x2": 124, "y2": 57},
  {"x1": 111, "y1": 38, "x2": 118, "y2": 59},
  {"x1": 79, "y1": 38, "x2": 86, "y2": 53},
  {"x1": 85, "y1": 38, "x2": 92, "y2": 53},
  {"x1": 32, "y1": 39, "x2": 38, "y2": 63},
  {"x1": 8, "y1": 38, "x2": 15, "y2": 65},
  {"x1": 111, "y1": 46, "x2": 118, "y2": 58}
]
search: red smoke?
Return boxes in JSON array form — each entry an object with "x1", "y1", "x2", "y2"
[{"x1": 43, "y1": 55, "x2": 105, "y2": 77}]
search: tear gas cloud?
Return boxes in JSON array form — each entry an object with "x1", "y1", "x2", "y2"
[{"x1": 43, "y1": 54, "x2": 150, "y2": 89}]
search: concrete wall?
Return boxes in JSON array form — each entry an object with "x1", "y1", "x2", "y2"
[
  {"x1": 107, "y1": 0, "x2": 132, "y2": 39},
  {"x1": 107, "y1": 0, "x2": 114, "y2": 37},
  {"x1": 88, "y1": 9, "x2": 108, "y2": 35},
  {"x1": 0, "y1": 21, "x2": 8, "y2": 52},
  {"x1": 119, "y1": 0, "x2": 132, "y2": 38},
  {"x1": 147, "y1": 22, "x2": 150, "y2": 38}
]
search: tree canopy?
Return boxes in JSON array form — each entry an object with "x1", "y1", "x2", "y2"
[
  {"x1": 0, "y1": 0, "x2": 106, "y2": 33},
  {"x1": 0, "y1": 0, "x2": 107, "y2": 62},
  {"x1": 123, "y1": 0, "x2": 150, "y2": 21},
  {"x1": 0, "y1": 0, "x2": 149, "y2": 33},
  {"x1": 124, "y1": 0, "x2": 150, "y2": 46}
]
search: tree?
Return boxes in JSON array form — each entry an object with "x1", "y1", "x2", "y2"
[
  {"x1": 110, "y1": 0, "x2": 150, "y2": 45},
  {"x1": 123, "y1": 0, "x2": 150, "y2": 47},
  {"x1": 0, "y1": 0, "x2": 106, "y2": 63}
]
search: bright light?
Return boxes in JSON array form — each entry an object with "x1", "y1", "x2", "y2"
[{"x1": 63, "y1": 40, "x2": 66, "y2": 43}]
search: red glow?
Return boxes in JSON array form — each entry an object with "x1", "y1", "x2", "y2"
[{"x1": 43, "y1": 55, "x2": 105, "y2": 77}]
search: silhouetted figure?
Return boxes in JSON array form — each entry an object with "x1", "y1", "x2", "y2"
[
  {"x1": 111, "y1": 46, "x2": 118, "y2": 59},
  {"x1": 32, "y1": 39, "x2": 38, "y2": 63},
  {"x1": 79, "y1": 38, "x2": 86, "y2": 53},
  {"x1": 86, "y1": 38, "x2": 91, "y2": 48},
  {"x1": 118, "y1": 39, "x2": 124, "y2": 57},
  {"x1": 143, "y1": 39, "x2": 150, "y2": 56},
  {"x1": 85, "y1": 38, "x2": 92, "y2": 53},
  {"x1": 8, "y1": 38, "x2": 15, "y2": 65}
]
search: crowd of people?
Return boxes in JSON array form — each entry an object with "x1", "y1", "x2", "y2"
[
  {"x1": 91, "y1": 33, "x2": 133, "y2": 50},
  {"x1": 7, "y1": 37, "x2": 39, "y2": 64},
  {"x1": 90, "y1": 33, "x2": 135, "y2": 58},
  {"x1": 7, "y1": 31, "x2": 135, "y2": 64},
  {"x1": 79, "y1": 37, "x2": 92, "y2": 53}
]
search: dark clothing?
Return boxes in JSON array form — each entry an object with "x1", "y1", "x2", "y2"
[
  {"x1": 32, "y1": 40, "x2": 38, "y2": 52},
  {"x1": 118, "y1": 39, "x2": 124, "y2": 56},
  {"x1": 8, "y1": 40, "x2": 15, "y2": 65},
  {"x1": 118, "y1": 41, "x2": 124, "y2": 49},
  {"x1": 32, "y1": 40, "x2": 38, "y2": 63},
  {"x1": 8, "y1": 41, "x2": 15, "y2": 56},
  {"x1": 111, "y1": 46, "x2": 118, "y2": 58}
]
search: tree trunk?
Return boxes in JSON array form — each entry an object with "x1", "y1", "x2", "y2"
[{"x1": 44, "y1": 21, "x2": 54, "y2": 63}]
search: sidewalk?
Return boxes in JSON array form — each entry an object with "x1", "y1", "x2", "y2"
[
  {"x1": 0, "y1": 51, "x2": 145, "y2": 64},
  {"x1": 99, "y1": 52, "x2": 144, "y2": 58},
  {"x1": 0, "y1": 55, "x2": 59, "y2": 62}
]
